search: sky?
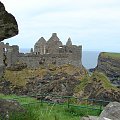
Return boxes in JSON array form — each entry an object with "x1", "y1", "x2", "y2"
[{"x1": 1, "y1": 0, "x2": 120, "y2": 52}]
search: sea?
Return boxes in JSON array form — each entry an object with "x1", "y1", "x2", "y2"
[
  {"x1": 20, "y1": 48, "x2": 100, "y2": 69},
  {"x1": 82, "y1": 51, "x2": 100, "y2": 69}
]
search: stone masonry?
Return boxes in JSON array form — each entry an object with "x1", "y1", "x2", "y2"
[{"x1": 0, "y1": 33, "x2": 82, "y2": 70}]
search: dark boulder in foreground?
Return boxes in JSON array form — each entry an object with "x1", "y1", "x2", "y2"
[
  {"x1": 0, "y1": 99, "x2": 25, "y2": 119},
  {"x1": 0, "y1": 1, "x2": 18, "y2": 41}
]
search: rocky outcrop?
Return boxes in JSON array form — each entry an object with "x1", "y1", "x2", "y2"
[
  {"x1": 0, "y1": 65, "x2": 87, "y2": 102},
  {"x1": 0, "y1": 1, "x2": 18, "y2": 78},
  {"x1": 75, "y1": 72, "x2": 120, "y2": 102},
  {"x1": 96, "y1": 52, "x2": 120, "y2": 85},
  {"x1": 26, "y1": 72, "x2": 80, "y2": 97},
  {"x1": 0, "y1": 1, "x2": 18, "y2": 41},
  {"x1": 81, "y1": 102, "x2": 120, "y2": 120},
  {"x1": 0, "y1": 73, "x2": 81, "y2": 100},
  {"x1": 0, "y1": 99, "x2": 25, "y2": 119},
  {"x1": 99, "y1": 102, "x2": 120, "y2": 120},
  {"x1": 81, "y1": 116, "x2": 98, "y2": 120}
]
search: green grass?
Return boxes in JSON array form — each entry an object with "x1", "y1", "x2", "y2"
[
  {"x1": 74, "y1": 75, "x2": 89, "y2": 93},
  {"x1": 3, "y1": 64, "x2": 87, "y2": 87},
  {"x1": 92, "y1": 72, "x2": 119, "y2": 90},
  {"x1": 0, "y1": 94, "x2": 37, "y2": 104},
  {"x1": 101, "y1": 52, "x2": 120, "y2": 58},
  {"x1": 66, "y1": 106, "x2": 101, "y2": 117},
  {"x1": 75, "y1": 72, "x2": 119, "y2": 94},
  {"x1": 0, "y1": 94, "x2": 101, "y2": 120}
]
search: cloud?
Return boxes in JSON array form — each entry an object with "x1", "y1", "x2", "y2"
[{"x1": 1, "y1": 0, "x2": 120, "y2": 52}]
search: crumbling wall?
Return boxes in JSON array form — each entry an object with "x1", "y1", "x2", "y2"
[
  {"x1": 18, "y1": 46, "x2": 82, "y2": 68},
  {"x1": 6, "y1": 45, "x2": 19, "y2": 67}
]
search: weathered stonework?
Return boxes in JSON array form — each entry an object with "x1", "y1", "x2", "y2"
[
  {"x1": 0, "y1": 2, "x2": 18, "y2": 41},
  {"x1": 0, "y1": 33, "x2": 82, "y2": 69},
  {"x1": 19, "y1": 33, "x2": 82, "y2": 68},
  {"x1": 0, "y1": 42, "x2": 19, "y2": 68}
]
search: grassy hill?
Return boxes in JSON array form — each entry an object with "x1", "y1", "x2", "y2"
[
  {"x1": 101, "y1": 52, "x2": 120, "y2": 58},
  {"x1": 96, "y1": 52, "x2": 120, "y2": 85},
  {"x1": 3, "y1": 64, "x2": 87, "y2": 86},
  {"x1": 74, "y1": 72, "x2": 120, "y2": 102}
]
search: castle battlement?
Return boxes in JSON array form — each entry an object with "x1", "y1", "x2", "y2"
[{"x1": 0, "y1": 33, "x2": 82, "y2": 69}]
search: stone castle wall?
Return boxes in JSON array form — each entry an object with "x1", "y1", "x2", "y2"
[
  {"x1": 0, "y1": 33, "x2": 82, "y2": 70},
  {"x1": 18, "y1": 42, "x2": 82, "y2": 68},
  {"x1": 0, "y1": 42, "x2": 19, "y2": 67}
]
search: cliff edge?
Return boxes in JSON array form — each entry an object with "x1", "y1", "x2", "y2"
[
  {"x1": 75, "y1": 72, "x2": 120, "y2": 102},
  {"x1": 96, "y1": 52, "x2": 120, "y2": 85}
]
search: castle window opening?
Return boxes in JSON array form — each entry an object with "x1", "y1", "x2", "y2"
[
  {"x1": 59, "y1": 46, "x2": 63, "y2": 49},
  {"x1": 5, "y1": 48, "x2": 7, "y2": 52}
]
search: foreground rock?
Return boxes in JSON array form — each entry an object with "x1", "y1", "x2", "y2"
[
  {"x1": 0, "y1": 99, "x2": 24, "y2": 119},
  {"x1": 99, "y1": 102, "x2": 120, "y2": 120},
  {"x1": 0, "y1": 1, "x2": 18, "y2": 41},
  {"x1": 96, "y1": 52, "x2": 120, "y2": 85},
  {"x1": 81, "y1": 116, "x2": 98, "y2": 120},
  {"x1": 81, "y1": 102, "x2": 120, "y2": 120}
]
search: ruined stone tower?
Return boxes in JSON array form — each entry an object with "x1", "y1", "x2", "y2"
[
  {"x1": 6, "y1": 45, "x2": 19, "y2": 67},
  {"x1": 0, "y1": 33, "x2": 82, "y2": 69},
  {"x1": 0, "y1": 42, "x2": 19, "y2": 67},
  {"x1": 29, "y1": 33, "x2": 82, "y2": 68},
  {"x1": 0, "y1": 42, "x2": 5, "y2": 66},
  {"x1": 66, "y1": 37, "x2": 72, "y2": 46},
  {"x1": 34, "y1": 37, "x2": 46, "y2": 55},
  {"x1": 45, "y1": 33, "x2": 62, "y2": 54}
]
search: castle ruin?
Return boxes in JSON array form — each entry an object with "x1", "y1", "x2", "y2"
[{"x1": 0, "y1": 33, "x2": 82, "y2": 70}]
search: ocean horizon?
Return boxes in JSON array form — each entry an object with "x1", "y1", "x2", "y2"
[{"x1": 20, "y1": 48, "x2": 100, "y2": 69}]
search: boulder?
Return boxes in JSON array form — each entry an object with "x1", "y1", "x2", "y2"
[
  {"x1": 0, "y1": 99, "x2": 25, "y2": 119},
  {"x1": 98, "y1": 102, "x2": 120, "y2": 120},
  {"x1": 0, "y1": 1, "x2": 18, "y2": 41},
  {"x1": 80, "y1": 102, "x2": 120, "y2": 120},
  {"x1": 81, "y1": 116, "x2": 98, "y2": 120}
]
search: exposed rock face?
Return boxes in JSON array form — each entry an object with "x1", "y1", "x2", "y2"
[
  {"x1": 81, "y1": 116, "x2": 98, "y2": 120},
  {"x1": 96, "y1": 52, "x2": 120, "y2": 85},
  {"x1": 0, "y1": 65, "x2": 87, "y2": 102},
  {"x1": 0, "y1": 99, "x2": 24, "y2": 119},
  {"x1": 0, "y1": 73, "x2": 81, "y2": 100},
  {"x1": 75, "y1": 72, "x2": 120, "y2": 102},
  {"x1": 26, "y1": 72, "x2": 80, "y2": 97},
  {"x1": 99, "y1": 102, "x2": 120, "y2": 120},
  {"x1": 81, "y1": 102, "x2": 120, "y2": 120},
  {"x1": 0, "y1": 1, "x2": 18, "y2": 41}
]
